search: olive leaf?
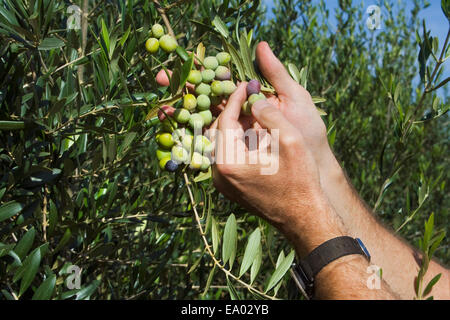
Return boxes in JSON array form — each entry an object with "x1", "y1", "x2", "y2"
[{"x1": 222, "y1": 213, "x2": 237, "y2": 268}]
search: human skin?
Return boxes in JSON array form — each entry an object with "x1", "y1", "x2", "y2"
[
  {"x1": 155, "y1": 45, "x2": 450, "y2": 299},
  {"x1": 211, "y1": 83, "x2": 396, "y2": 299},
  {"x1": 205, "y1": 43, "x2": 449, "y2": 300}
]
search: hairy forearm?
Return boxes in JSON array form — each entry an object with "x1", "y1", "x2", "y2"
[
  {"x1": 318, "y1": 150, "x2": 449, "y2": 299},
  {"x1": 315, "y1": 255, "x2": 397, "y2": 299}
]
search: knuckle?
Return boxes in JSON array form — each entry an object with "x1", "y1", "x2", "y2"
[{"x1": 280, "y1": 134, "x2": 301, "y2": 149}]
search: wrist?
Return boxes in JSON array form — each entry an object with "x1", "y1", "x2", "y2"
[{"x1": 279, "y1": 193, "x2": 346, "y2": 257}]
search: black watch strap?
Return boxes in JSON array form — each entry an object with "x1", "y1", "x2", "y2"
[{"x1": 293, "y1": 236, "x2": 370, "y2": 299}]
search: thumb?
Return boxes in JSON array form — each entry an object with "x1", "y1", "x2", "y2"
[
  {"x1": 255, "y1": 42, "x2": 301, "y2": 98},
  {"x1": 251, "y1": 100, "x2": 297, "y2": 136}
]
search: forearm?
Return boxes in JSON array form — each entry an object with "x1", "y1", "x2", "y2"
[
  {"x1": 281, "y1": 197, "x2": 397, "y2": 299},
  {"x1": 318, "y1": 149, "x2": 449, "y2": 299}
]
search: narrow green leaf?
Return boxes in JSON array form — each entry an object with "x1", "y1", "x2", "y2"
[
  {"x1": 265, "y1": 250, "x2": 295, "y2": 293},
  {"x1": 19, "y1": 248, "x2": 41, "y2": 296},
  {"x1": 101, "y1": 19, "x2": 110, "y2": 53},
  {"x1": 273, "y1": 251, "x2": 285, "y2": 295},
  {"x1": 288, "y1": 63, "x2": 301, "y2": 83},
  {"x1": 32, "y1": 273, "x2": 56, "y2": 300},
  {"x1": 239, "y1": 33, "x2": 257, "y2": 79},
  {"x1": 239, "y1": 228, "x2": 261, "y2": 277},
  {"x1": 423, "y1": 273, "x2": 442, "y2": 297},
  {"x1": 250, "y1": 242, "x2": 262, "y2": 284},
  {"x1": 202, "y1": 265, "x2": 216, "y2": 296},
  {"x1": 180, "y1": 53, "x2": 194, "y2": 89},
  {"x1": 226, "y1": 276, "x2": 241, "y2": 300},
  {"x1": 222, "y1": 214, "x2": 237, "y2": 268},
  {"x1": 212, "y1": 16, "x2": 229, "y2": 38},
  {"x1": 14, "y1": 227, "x2": 36, "y2": 260},
  {"x1": 38, "y1": 37, "x2": 64, "y2": 50},
  {"x1": 211, "y1": 217, "x2": 219, "y2": 254},
  {"x1": 0, "y1": 201, "x2": 24, "y2": 223}
]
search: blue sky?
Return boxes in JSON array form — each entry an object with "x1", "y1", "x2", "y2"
[{"x1": 263, "y1": 0, "x2": 449, "y2": 94}]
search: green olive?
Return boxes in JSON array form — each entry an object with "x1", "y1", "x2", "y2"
[
  {"x1": 145, "y1": 38, "x2": 159, "y2": 53},
  {"x1": 159, "y1": 156, "x2": 171, "y2": 170},
  {"x1": 203, "y1": 56, "x2": 219, "y2": 70},
  {"x1": 182, "y1": 135, "x2": 194, "y2": 150},
  {"x1": 195, "y1": 83, "x2": 211, "y2": 96},
  {"x1": 189, "y1": 152, "x2": 203, "y2": 170},
  {"x1": 187, "y1": 70, "x2": 202, "y2": 85},
  {"x1": 200, "y1": 156, "x2": 211, "y2": 171},
  {"x1": 201, "y1": 69, "x2": 215, "y2": 83},
  {"x1": 173, "y1": 108, "x2": 191, "y2": 124},
  {"x1": 158, "y1": 133, "x2": 175, "y2": 149},
  {"x1": 189, "y1": 113, "x2": 204, "y2": 129},
  {"x1": 211, "y1": 81, "x2": 224, "y2": 96},
  {"x1": 199, "y1": 110, "x2": 213, "y2": 126},
  {"x1": 151, "y1": 24, "x2": 165, "y2": 38},
  {"x1": 196, "y1": 94, "x2": 211, "y2": 111},
  {"x1": 241, "y1": 101, "x2": 252, "y2": 115},
  {"x1": 171, "y1": 145, "x2": 189, "y2": 164},
  {"x1": 216, "y1": 52, "x2": 231, "y2": 65},
  {"x1": 183, "y1": 94, "x2": 197, "y2": 111},
  {"x1": 248, "y1": 93, "x2": 266, "y2": 107},
  {"x1": 156, "y1": 148, "x2": 171, "y2": 160},
  {"x1": 222, "y1": 80, "x2": 237, "y2": 96},
  {"x1": 159, "y1": 35, "x2": 178, "y2": 52}
]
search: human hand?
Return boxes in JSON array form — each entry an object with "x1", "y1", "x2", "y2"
[{"x1": 209, "y1": 82, "x2": 344, "y2": 255}]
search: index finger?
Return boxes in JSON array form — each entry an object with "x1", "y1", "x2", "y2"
[{"x1": 218, "y1": 82, "x2": 247, "y2": 130}]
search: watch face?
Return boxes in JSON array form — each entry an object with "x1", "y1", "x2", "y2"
[{"x1": 356, "y1": 238, "x2": 371, "y2": 262}]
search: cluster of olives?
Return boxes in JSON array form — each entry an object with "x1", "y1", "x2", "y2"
[
  {"x1": 150, "y1": 37, "x2": 240, "y2": 172},
  {"x1": 146, "y1": 23, "x2": 268, "y2": 173},
  {"x1": 145, "y1": 23, "x2": 178, "y2": 54}
]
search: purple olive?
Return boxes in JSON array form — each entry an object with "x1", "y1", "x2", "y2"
[
  {"x1": 165, "y1": 160, "x2": 179, "y2": 172},
  {"x1": 246, "y1": 79, "x2": 261, "y2": 97}
]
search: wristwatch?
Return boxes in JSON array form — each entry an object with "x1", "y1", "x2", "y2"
[{"x1": 291, "y1": 236, "x2": 371, "y2": 299}]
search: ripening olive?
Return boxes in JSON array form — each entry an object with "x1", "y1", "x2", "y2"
[
  {"x1": 211, "y1": 81, "x2": 224, "y2": 96},
  {"x1": 173, "y1": 108, "x2": 191, "y2": 124},
  {"x1": 222, "y1": 80, "x2": 237, "y2": 96},
  {"x1": 183, "y1": 94, "x2": 197, "y2": 111},
  {"x1": 171, "y1": 145, "x2": 189, "y2": 164},
  {"x1": 159, "y1": 156, "x2": 171, "y2": 170},
  {"x1": 151, "y1": 24, "x2": 165, "y2": 39},
  {"x1": 215, "y1": 66, "x2": 231, "y2": 80},
  {"x1": 182, "y1": 135, "x2": 194, "y2": 150},
  {"x1": 203, "y1": 56, "x2": 219, "y2": 70},
  {"x1": 159, "y1": 35, "x2": 178, "y2": 52},
  {"x1": 158, "y1": 105, "x2": 176, "y2": 121},
  {"x1": 187, "y1": 70, "x2": 202, "y2": 85},
  {"x1": 156, "y1": 148, "x2": 171, "y2": 160},
  {"x1": 189, "y1": 113, "x2": 204, "y2": 129},
  {"x1": 199, "y1": 110, "x2": 213, "y2": 126},
  {"x1": 158, "y1": 133, "x2": 175, "y2": 149},
  {"x1": 195, "y1": 83, "x2": 211, "y2": 96},
  {"x1": 216, "y1": 52, "x2": 231, "y2": 65},
  {"x1": 246, "y1": 79, "x2": 261, "y2": 97},
  {"x1": 196, "y1": 94, "x2": 211, "y2": 111},
  {"x1": 145, "y1": 38, "x2": 159, "y2": 53},
  {"x1": 201, "y1": 69, "x2": 215, "y2": 83},
  {"x1": 248, "y1": 93, "x2": 266, "y2": 107}
]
